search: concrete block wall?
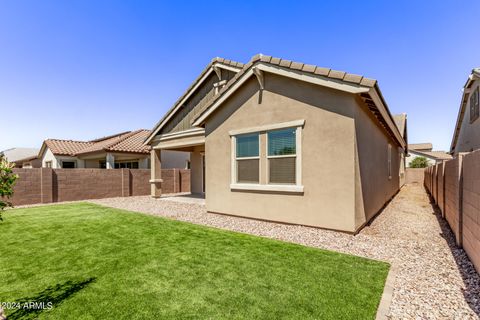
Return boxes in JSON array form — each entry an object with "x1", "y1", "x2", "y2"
[
  {"x1": 8, "y1": 168, "x2": 191, "y2": 206},
  {"x1": 444, "y1": 156, "x2": 463, "y2": 246},
  {"x1": 405, "y1": 168, "x2": 425, "y2": 184},
  {"x1": 461, "y1": 151, "x2": 480, "y2": 273},
  {"x1": 437, "y1": 162, "x2": 445, "y2": 215},
  {"x1": 424, "y1": 152, "x2": 480, "y2": 274}
]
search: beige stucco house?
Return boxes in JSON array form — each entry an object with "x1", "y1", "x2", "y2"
[
  {"x1": 146, "y1": 54, "x2": 407, "y2": 233},
  {"x1": 39, "y1": 130, "x2": 189, "y2": 169},
  {"x1": 451, "y1": 68, "x2": 480, "y2": 155}
]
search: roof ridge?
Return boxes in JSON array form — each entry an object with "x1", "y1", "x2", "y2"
[
  {"x1": 103, "y1": 130, "x2": 140, "y2": 151},
  {"x1": 46, "y1": 138, "x2": 92, "y2": 144}
]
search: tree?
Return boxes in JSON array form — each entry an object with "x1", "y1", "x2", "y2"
[
  {"x1": 0, "y1": 154, "x2": 18, "y2": 220},
  {"x1": 409, "y1": 156, "x2": 429, "y2": 168}
]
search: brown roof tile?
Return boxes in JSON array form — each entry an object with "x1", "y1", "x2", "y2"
[
  {"x1": 44, "y1": 130, "x2": 152, "y2": 156},
  {"x1": 44, "y1": 140, "x2": 93, "y2": 156}
]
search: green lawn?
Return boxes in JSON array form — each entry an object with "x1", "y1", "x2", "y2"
[{"x1": 0, "y1": 203, "x2": 389, "y2": 319}]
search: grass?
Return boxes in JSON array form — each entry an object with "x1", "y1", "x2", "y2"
[{"x1": 0, "y1": 203, "x2": 389, "y2": 319}]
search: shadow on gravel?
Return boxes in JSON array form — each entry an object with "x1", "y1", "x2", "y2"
[
  {"x1": 7, "y1": 277, "x2": 95, "y2": 320},
  {"x1": 426, "y1": 190, "x2": 480, "y2": 316}
]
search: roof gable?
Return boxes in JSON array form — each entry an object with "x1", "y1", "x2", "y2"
[
  {"x1": 191, "y1": 54, "x2": 405, "y2": 149},
  {"x1": 144, "y1": 58, "x2": 243, "y2": 144}
]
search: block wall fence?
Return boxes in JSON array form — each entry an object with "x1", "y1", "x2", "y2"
[
  {"x1": 8, "y1": 168, "x2": 190, "y2": 206},
  {"x1": 425, "y1": 152, "x2": 480, "y2": 274}
]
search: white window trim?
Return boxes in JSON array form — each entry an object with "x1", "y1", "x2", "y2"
[
  {"x1": 232, "y1": 134, "x2": 261, "y2": 184},
  {"x1": 266, "y1": 127, "x2": 302, "y2": 186},
  {"x1": 230, "y1": 121, "x2": 304, "y2": 193}
]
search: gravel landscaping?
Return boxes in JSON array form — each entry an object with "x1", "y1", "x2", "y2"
[{"x1": 89, "y1": 183, "x2": 480, "y2": 319}]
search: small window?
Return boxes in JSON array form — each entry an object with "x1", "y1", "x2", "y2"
[
  {"x1": 62, "y1": 161, "x2": 75, "y2": 169},
  {"x1": 470, "y1": 86, "x2": 479, "y2": 123},
  {"x1": 267, "y1": 128, "x2": 296, "y2": 184},
  {"x1": 235, "y1": 133, "x2": 259, "y2": 183},
  {"x1": 387, "y1": 144, "x2": 392, "y2": 180},
  {"x1": 45, "y1": 161, "x2": 52, "y2": 168},
  {"x1": 114, "y1": 161, "x2": 139, "y2": 169}
]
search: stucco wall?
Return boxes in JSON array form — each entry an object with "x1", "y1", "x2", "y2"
[
  {"x1": 353, "y1": 98, "x2": 401, "y2": 229},
  {"x1": 204, "y1": 74, "x2": 359, "y2": 232},
  {"x1": 454, "y1": 78, "x2": 480, "y2": 154}
]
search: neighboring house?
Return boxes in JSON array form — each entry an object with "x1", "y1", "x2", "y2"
[
  {"x1": 406, "y1": 143, "x2": 452, "y2": 167},
  {"x1": 451, "y1": 68, "x2": 480, "y2": 155},
  {"x1": 393, "y1": 113, "x2": 408, "y2": 186},
  {"x1": 0, "y1": 148, "x2": 41, "y2": 168},
  {"x1": 38, "y1": 130, "x2": 189, "y2": 169},
  {"x1": 145, "y1": 54, "x2": 407, "y2": 233}
]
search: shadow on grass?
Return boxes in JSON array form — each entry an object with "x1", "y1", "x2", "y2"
[
  {"x1": 7, "y1": 277, "x2": 95, "y2": 320},
  {"x1": 425, "y1": 189, "x2": 480, "y2": 316}
]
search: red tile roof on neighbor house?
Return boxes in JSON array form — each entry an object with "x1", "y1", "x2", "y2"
[{"x1": 42, "y1": 130, "x2": 151, "y2": 157}]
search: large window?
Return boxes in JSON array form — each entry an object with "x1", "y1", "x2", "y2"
[
  {"x1": 230, "y1": 120, "x2": 304, "y2": 193},
  {"x1": 235, "y1": 133, "x2": 259, "y2": 183},
  {"x1": 62, "y1": 161, "x2": 76, "y2": 169},
  {"x1": 470, "y1": 86, "x2": 479, "y2": 123},
  {"x1": 267, "y1": 128, "x2": 296, "y2": 184}
]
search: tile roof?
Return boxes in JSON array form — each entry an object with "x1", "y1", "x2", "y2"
[
  {"x1": 192, "y1": 54, "x2": 379, "y2": 124},
  {"x1": 189, "y1": 54, "x2": 405, "y2": 148},
  {"x1": 408, "y1": 143, "x2": 433, "y2": 151},
  {"x1": 43, "y1": 130, "x2": 151, "y2": 156},
  {"x1": 44, "y1": 140, "x2": 93, "y2": 156}
]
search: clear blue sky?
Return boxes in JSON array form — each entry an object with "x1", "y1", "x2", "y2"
[{"x1": 1, "y1": 1, "x2": 479, "y2": 152}]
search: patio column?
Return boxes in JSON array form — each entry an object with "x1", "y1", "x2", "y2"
[
  {"x1": 106, "y1": 153, "x2": 115, "y2": 169},
  {"x1": 150, "y1": 149, "x2": 162, "y2": 198}
]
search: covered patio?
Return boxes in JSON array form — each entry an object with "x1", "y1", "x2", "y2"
[{"x1": 150, "y1": 128, "x2": 205, "y2": 198}]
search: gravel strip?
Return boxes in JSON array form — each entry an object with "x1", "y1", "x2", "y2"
[{"x1": 89, "y1": 184, "x2": 480, "y2": 319}]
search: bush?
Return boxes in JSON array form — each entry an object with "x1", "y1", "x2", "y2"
[
  {"x1": 409, "y1": 156, "x2": 429, "y2": 168},
  {"x1": 0, "y1": 154, "x2": 18, "y2": 220}
]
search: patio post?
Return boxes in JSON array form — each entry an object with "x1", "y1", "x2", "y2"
[{"x1": 150, "y1": 149, "x2": 162, "y2": 197}]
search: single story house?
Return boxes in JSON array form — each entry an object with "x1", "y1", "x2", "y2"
[
  {"x1": 406, "y1": 143, "x2": 452, "y2": 166},
  {"x1": 145, "y1": 54, "x2": 407, "y2": 233},
  {"x1": 39, "y1": 129, "x2": 189, "y2": 169},
  {"x1": 0, "y1": 148, "x2": 41, "y2": 168},
  {"x1": 451, "y1": 68, "x2": 480, "y2": 155}
]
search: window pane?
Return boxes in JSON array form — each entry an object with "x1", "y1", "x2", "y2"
[
  {"x1": 237, "y1": 159, "x2": 259, "y2": 183},
  {"x1": 236, "y1": 133, "x2": 259, "y2": 158},
  {"x1": 269, "y1": 157, "x2": 296, "y2": 184},
  {"x1": 268, "y1": 128, "x2": 296, "y2": 156},
  {"x1": 132, "y1": 162, "x2": 139, "y2": 169}
]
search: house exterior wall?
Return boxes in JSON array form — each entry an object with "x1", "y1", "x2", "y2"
[
  {"x1": 453, "y1": 78, "x2": 480, "y2": 154},
  {"x1": 41, "y1": 147, "x2": 82, "y2": 168},
  {"x1": 204, "y1": 74, "x2": 359, "y2": 232},
  {"x1": 353, "y1": 99, "x2": 402, "y2": 230}
]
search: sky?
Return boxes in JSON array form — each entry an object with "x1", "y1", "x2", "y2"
[{"x1": 1, "y1": 1, "x2": 479, "y2": 152}]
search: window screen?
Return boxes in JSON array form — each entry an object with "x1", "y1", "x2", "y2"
[
  {"x1": 237, "y1": 159, "x2": 260, "y2": 183},
  {"x1": 267, "y1": 128, "x2": 296, "y2": 184},
  {"x1": 236, "y1": 133, "x2": 259, "y2": 183},
  {"x1": 236, "y1": 133, "x2": 259, "y2": 157},
  {"x1": 269, "y1": 157, "x2": 296, "y2": 184},
  {"x1": 268, "y1": 128, "x2": 296, "y2": 156}
]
